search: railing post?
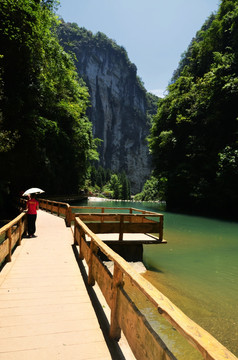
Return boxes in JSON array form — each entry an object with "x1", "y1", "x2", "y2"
[
  {"x1": 17, "y1": 218, "x2": 22, "y2": 246},
  {"x1": 24, "y1": 214, "x2": 27, "y2": 235},
  {"x1": 119, "y1": 215, "x2": 124, "y2": 241},
  {"x1": 159, "y1": 215, "x2": 164, "y2": 242},
  {"x1": 129, "y1": 208, "x2": 132, "y2": 223},
  {"x1": 78, "y1": 229, "x2": 84, "y2": 260},
  {"x1": 110, "y1": 263, "x2": 123, "y2": 340},
  {"x1": 73, "y1": 222, "x2": 77, "y2": 245},
  {"x1": 142, "y1": 211, "x2": 146, "y2": 222},
  {"x1": 7, "y1": 228, "x2": 12, "y2": 262},
  {"x1": 88, "y1": 239, "x2": 98, "y2": 286},
  {"x1": 74, "y1": 224, "x2": 84, "y2": 259},
  {"x1": 65, "y1": 206, "x2": 72, "y2": 227}
]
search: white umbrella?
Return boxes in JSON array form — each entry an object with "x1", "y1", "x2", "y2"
[{"x1": 22, "y1": 188, "x2": 45, "y2": 196}]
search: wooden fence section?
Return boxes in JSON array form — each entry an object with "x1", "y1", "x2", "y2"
[
  {"x1": 38, "y1": 200, "x2": 164, "y2": 242},
  {"x1": 74, "y1": 216, "x2": 238, "y2": 360},
  {"x1": 74, "y1": 213, "x2": 163, "y2": 242},
  {"x1": 38, "y1": 199, "x2": 70, "y2": 221},
  {"x1": 0, "y1": 212, "x2": 27, "y2": 265},
  {"x1": 2, "y1": 199, "x2": 238, "y2": 360}
]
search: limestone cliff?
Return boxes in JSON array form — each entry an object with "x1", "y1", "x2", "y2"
[{"x1": 58, "y1": 22, "x2": 158, "y2": 193}]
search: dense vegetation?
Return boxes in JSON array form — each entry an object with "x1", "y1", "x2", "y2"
[
  {"x1": 134, "y1": 176, "x2": 166, "y2": 202},
  {"x1": 88, "y1": 166, "x2": 131, "y2": 200},
  {"x1": 0, "y1": 0, "x2": 98, "y2": 217},
  {"x1": 147, "y1": 0, "x2": 238, "y2": 219}
]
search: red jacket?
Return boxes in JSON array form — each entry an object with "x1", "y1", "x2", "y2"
[{"x1": 27, "y1": 198, "x2": 39, "y2": 215}]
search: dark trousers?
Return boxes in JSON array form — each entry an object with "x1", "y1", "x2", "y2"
[{"x1": 27, "y1": 214, "x2": 37, "y2": 235}]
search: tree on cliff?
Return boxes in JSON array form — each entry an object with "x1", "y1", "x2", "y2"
[
  {"x1": 0, "y1": 0, "x2": 98, "y2": 216},
  {"x1": 148, "y1": 0, "x2": 238, "y2": 219}
]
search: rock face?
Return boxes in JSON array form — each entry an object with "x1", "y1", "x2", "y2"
[{"x1": 58, "y1": 23, "x2": 154, "y2": 193}]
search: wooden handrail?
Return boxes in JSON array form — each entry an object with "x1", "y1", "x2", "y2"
[
  {"x1": 38, "y1": 199, "x2": 164, "y2": 239},
  {"x1": 39, "y1": 199, "x2": 70, "y2": 207},
  {"x1": 74, "y1": 216, "x2": 237, "y2": 360},
  {"x1": 0, "y1": 212, "x2": 27, "y2": 265},
  {"x1": 74, "y1": 212, "x2": 161, "y2": 217},
  {"x1": 71, "y1": 205, "x2": 163, "y2": 216},
  {"x1": 16, "y1": 197, "x2": 237, "y2": 359},
  {"x1": 0, "y1": 212, "x2": 26, "y2": 236},
  {"x1": 38, "y1": 199, "x2": 72, "y2": 226},
  {"x1": 74, "y1": 212, "x2": 163, "y2": 241}
]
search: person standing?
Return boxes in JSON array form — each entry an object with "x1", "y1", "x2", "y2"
[{"x1": 26, "y1": 194, "x2": 39, "y2": 237}]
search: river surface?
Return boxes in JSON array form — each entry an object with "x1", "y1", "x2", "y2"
[{"x1": 77, "y1": 198, "x2": 238, "y2": 359}]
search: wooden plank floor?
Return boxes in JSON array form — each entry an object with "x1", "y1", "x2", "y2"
[{"x1": 0, "y1": 210, "x2": 119, "y2": 360}]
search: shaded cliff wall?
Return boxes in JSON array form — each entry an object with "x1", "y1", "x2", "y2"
[{"x1": 58, "y1": 23, "x2": 153, "y2": 193}]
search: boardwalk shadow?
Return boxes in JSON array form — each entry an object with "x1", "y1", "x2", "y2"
[
  {"x1": 72, "y1": 244, "x2": 129, "y2": 360},
  {"x1": 146, "y1": 265, "x2": 164, "y2": 273}
]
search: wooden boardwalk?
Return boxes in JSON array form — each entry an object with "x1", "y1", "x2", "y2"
[{"x1": 0, "y1": 211, "x2": 129, "y2": 360}]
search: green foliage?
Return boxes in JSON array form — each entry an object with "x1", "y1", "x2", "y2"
[
  {"x1": 0, "y1": 0, "x2": 98, "y2": 216},
  {"x1": 146, "y1": 92, "x2": 160, "y2": 127},
  {"x1": 109, "y1": 174, "x2": 120, "y2": 199},
  {"x1": 0, "y1": 130, "x2": 19, "y2": 153},
  {"x1": 216, "y1": 145, "x2": 238, "y2": 208},
  {"x1": 119, "y1": 172, "x2": 131, "y2": 200},
  {"x1": 148, "y1": 0, "x2": 238, "y2": 218},
  {"x1": 88, "y1": 166, "x2": 131, "y2": 200},
  {"x1": 134, "y1": 176, "x2": 167, "y2": 201}
]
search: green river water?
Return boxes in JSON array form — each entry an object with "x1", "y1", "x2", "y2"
[{"x1": 80, "y1": 198, "x2": 238, "y2": 359}]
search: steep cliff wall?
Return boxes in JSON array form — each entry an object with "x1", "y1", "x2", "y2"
[{"x1": 58, "y1": 22, "x2": 156, "y2": 193}]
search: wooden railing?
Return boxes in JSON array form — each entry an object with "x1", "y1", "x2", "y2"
[
  {"x1": 0, "y1": 212, "x2": 27, "y2": 265},
  {"x1": 74, "y1": 216, "x2": 237, "y2": 360},
  {"x1": 37, "y1": 200, "x2": 164, "y2": 241},
  {"x1": 19, "y1": 198, "x2": 237, "y2": 360},
  {"x1": 38, "y1": 198, "x2": 71, "y2": 222},
  {"x1": 74, "y1": 212, "x2": 164, "y2": 241}
]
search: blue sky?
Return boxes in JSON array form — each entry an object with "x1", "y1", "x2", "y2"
[{"x1": 58, "y1": 0, "x2": 220, "y2": 97}]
